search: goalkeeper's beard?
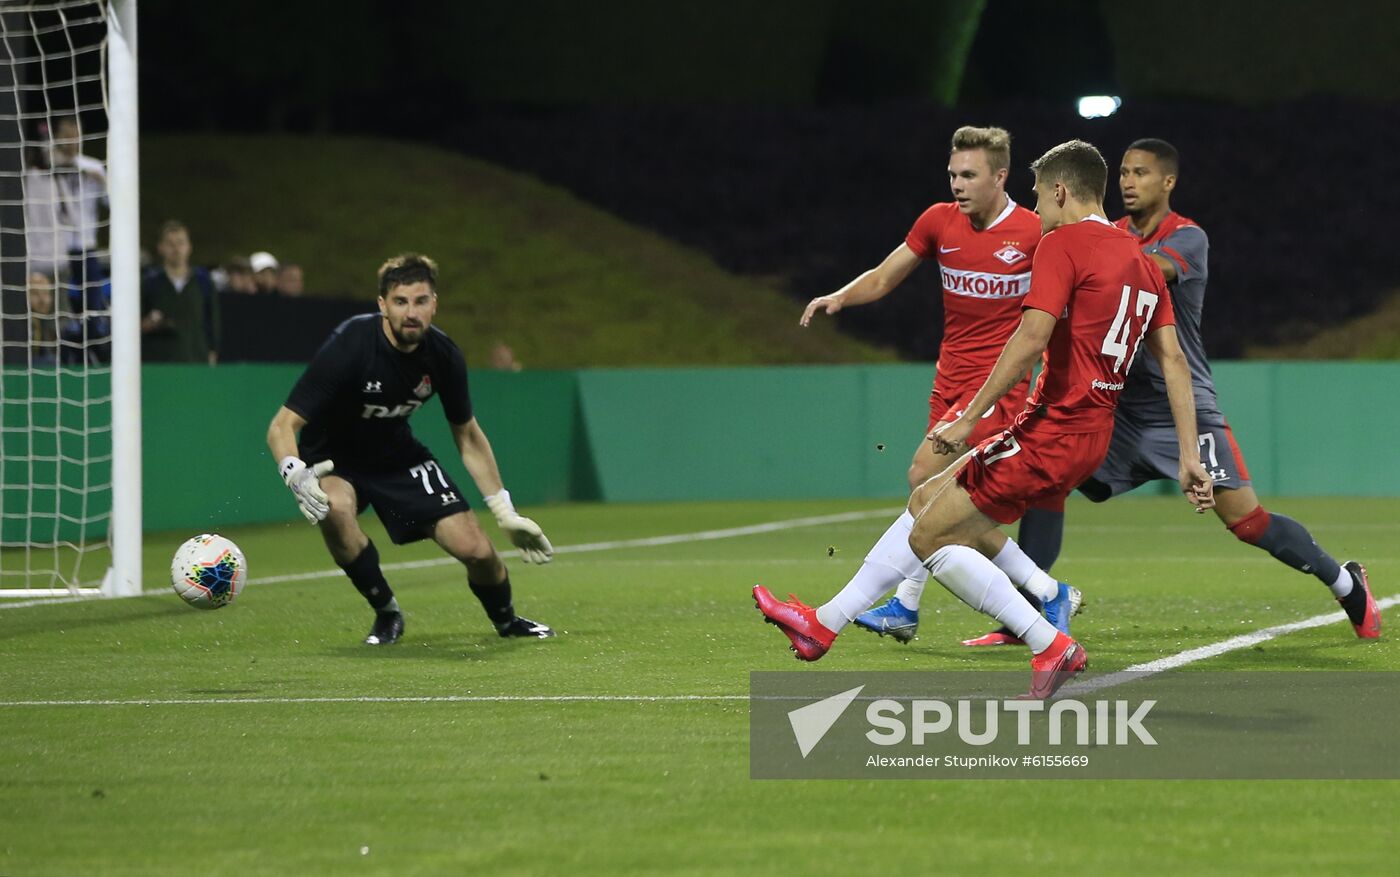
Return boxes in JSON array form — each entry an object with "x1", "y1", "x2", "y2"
[{"x1": 389, "y1": 319, "x2": 426, "y2": 347}]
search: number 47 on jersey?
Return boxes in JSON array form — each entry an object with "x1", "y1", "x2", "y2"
[{"x1": 1101, "y1": 285, "x2": 1159, "y2": 374}]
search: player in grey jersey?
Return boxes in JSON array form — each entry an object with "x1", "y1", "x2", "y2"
[{"x1": 966, "y1": 139, "x2": 1379, "y2": 643}]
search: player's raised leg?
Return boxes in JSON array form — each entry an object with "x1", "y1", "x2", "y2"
[
  {"x1": 848, "y1": 435, "x2": 955, "y2": 643},
  {"x1": 753, "y1": 506, "x2": 927, "y2": 660},
  {"x1": 433, "y1": 511, "x2": 555, "y2": 639},
  {"x1": 860, "y1": 395, "x2": 1078, "y2": 645},
  {"x1": 317, "y1": 474, "x2": 406, "y2": 646},
  {"x1": 901, "y1": 465, "x2": 1086, "y2": 697},
  {"x1": 905, "y1": 467, "x2": 1085, "y2": 699},
  {"x1": 753, "y1": 448, "x2": 958, "y2": 659},
  {"x1": 958, "y1": 505, "x2": 1077, "y2": 647},
  {"x1": 1219, "y1": 486, "x2": 1380, "y2": 638},
  {"x1": 969, "y1": 528, "x2": 1081, "y2": 641}
]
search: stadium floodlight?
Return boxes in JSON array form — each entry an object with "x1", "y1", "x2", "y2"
[
  {"x1": 1077, "y1": 95, "x2": 1122, "y2": 119},
  {"x1": 0, "y1": 1, "x2": 141, "y2": 599}
]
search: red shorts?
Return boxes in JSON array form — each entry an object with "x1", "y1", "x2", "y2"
[
  {"x1": 928, "y1": 379, "x2": 1031, "y2": 446},
  {"x1": 956, "y1": 413, "x2": 1111, "y2": 524}
]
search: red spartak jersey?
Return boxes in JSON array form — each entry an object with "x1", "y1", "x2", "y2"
[
  {"x1": 905, "y1": 198, "x2": 1041, "y2": 392},
  {"x1": 1023, "y1": 216, "x2": 1175, "y2": 434}
]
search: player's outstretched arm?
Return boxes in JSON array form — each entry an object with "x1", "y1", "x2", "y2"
[
  {"x1": 1146, "y1": 326, "x2": 1214, "y2": 512},
  {"x1": 450, "y1": 419, "x2": 553, "y2": 564},
  {"x1": 931, "y1": 308, "x2": 1054, "y2": 454},
  {"x1": 1146, "y1": 253, "x2": 1178, "y2": 283},
  {"x1": 799, "y1": 243, "x2": 921, "y2": 326},
  {"x1": 267, "y1": 406, "x2": 334, "y2": 523}
]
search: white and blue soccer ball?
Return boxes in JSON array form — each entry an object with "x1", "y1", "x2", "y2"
[{"x1": 171, "y1": 534, "x2": 247, "y2": 610}]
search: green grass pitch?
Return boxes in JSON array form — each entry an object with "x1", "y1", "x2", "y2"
[{"x1": 2, "y1": 496, "x2": 1396, "y2": 875}]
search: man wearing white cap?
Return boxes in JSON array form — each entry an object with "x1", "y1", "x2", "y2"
[{"x1": 250, "y1": 251, "x2": 279, "y2": 294}]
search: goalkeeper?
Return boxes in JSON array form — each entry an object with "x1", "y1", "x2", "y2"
[{"x1": 266, "y1": 253, "x2": 556, "y2": 646}]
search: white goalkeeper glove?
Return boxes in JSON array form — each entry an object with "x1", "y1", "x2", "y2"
[
  {"x1": 484, "y1": 489, "x2": 553, "y2": 564},
  {"x1": 279, "y1": 456, "x2": 335, "y2": 523}
]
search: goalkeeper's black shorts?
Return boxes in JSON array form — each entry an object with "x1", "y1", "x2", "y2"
[{"x1": 338, "y1": 456, "x2": 471, "y2": 545}]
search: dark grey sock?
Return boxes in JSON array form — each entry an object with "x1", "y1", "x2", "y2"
[
  {"x1": 339, "y1": 541, "x2": 396, "y2": 611},
  {"x1": 469, "y1": 573, "x2": 515, "y2": 626},
  {"x1": 1017, "y1": 508, "x2": 1065, "y2": 573},
  {"x1": 1253, "y1": 513, "x2": 1342, "y2": 586}
]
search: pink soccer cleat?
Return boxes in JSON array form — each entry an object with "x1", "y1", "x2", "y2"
[
  {"x1": 1341, "y1": 561, "x2": 1381, "y2": 639},
  {"x1": 1026, "y1": 631, "x2": 1087, "y2": 699},
  {"x1": 752, "y1": 585, "x2": 837, "y2": 661}
]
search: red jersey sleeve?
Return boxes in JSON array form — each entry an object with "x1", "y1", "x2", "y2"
[
  {"x1": 1022, "y1": 230, "x2": 1076, "y2": 318},
  {"x1": 1146, "y1": 266, "x2": 1176, "y2": 332},
  {"x1": 904, "y1": 204, "x2": 945, "y2": 259}
]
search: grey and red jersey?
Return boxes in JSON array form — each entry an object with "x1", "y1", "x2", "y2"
[{"x1": 1113, "y1": 212, "x2": 1219, "y2": 423}]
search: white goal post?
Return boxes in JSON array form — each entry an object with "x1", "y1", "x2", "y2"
[{"x1": 0, "y1": 0, "x2": 140, "y2": 598}]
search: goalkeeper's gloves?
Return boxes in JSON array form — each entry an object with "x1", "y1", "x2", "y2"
[
  {"x1": 279, "y1": 456, "x2": 335, "y2": 524},
  {"x1": 484, "y1": 489, "x2": 554, "y2": 564}
]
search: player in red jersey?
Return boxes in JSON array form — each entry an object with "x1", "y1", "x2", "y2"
[
  {"x1": 757, "y1": 140, "x2": 1214, "y2": 698},
  {"x1": 799, "y1": 126, "x2": 1073, "y2": 644}
]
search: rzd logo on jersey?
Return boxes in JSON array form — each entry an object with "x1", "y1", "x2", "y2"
[{"x1": 361, "y1": 400, "x2": 424, "y2": 419}]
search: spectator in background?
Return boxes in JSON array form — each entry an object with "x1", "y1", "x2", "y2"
[
  {"x1": 489, "y1": 341, "x2": 523, "y2": 371},
  {"x1": 141, "y1": 220, "x2": 219, "y2": 365},
  {"x1": 27, "y1": 271, "x2": 59, "y2": 366},
  {"x1": 62, "y1": 253, "x2": 112, "y2": 364},
  {"x1": 23, "y1": 115, "x2": 109, "y2": 280},
  {"x1": 275, "y1": 263, "x2": 304, "y2": 296},
  {"x1": 222, "y1": 256, "x2": 257, "y2": 294},
  {"x1": 250, "y1": 251, "x2": 279, "y2": 294}
]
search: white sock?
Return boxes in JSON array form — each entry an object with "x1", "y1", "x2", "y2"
[
  {"x1": 924, "y1": 544, "x2": 1059, "y2": 653},
  {"x1": 894, "y1": 577, "x2": 925, "y2": 611},
  {"x1": 816, "y1": 562, "x2": 907, "y2": 633},
  {"x1": 817, "y1": 512, "x2": 926, "y2": 632},
  {"x1": 990, "y1": 538, "x2": 1059, "y2": 603},
  {"x1": 1329, "y1": 566, "x2": 1354, "y2": 598}
]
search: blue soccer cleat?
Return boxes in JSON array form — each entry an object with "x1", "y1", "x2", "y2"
[
  {"x1": 1042, "y1": 582, "x2": 1082, "y2": 636},
  {"x1": 853, "y1": 597, "x2": 920, "y2": 643}
]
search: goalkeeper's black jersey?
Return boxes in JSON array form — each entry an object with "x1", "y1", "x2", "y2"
[{"x1": 286, "y1": 314, "x2": 473, "y2": 471}]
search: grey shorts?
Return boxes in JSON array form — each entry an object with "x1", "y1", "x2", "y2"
[{"x1": 1079, "y1": 409, "x2": 1252, "y2": 502}]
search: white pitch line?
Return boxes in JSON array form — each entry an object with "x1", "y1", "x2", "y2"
[
  {"x1": 0, "y1": 694, "x2": 749, "y2": 707},
  {"x1": 2, "y1": 593, "x2": 1392, "y2": 709},
  {"x1": 249, "y1": 506, "x2": 901, "y2": 586},
  {"x1": 0, "y1": 507, "x2": 901, "y2": 608},
  {"x1": 1061, "y1": 593, "x2": 1400, "y2": 697}
]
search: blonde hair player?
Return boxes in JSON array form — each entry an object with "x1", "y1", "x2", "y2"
[
  {"x1": 757, "y1": 140, "x2": 1213, "y2": 699},
  {"x1": 799, "y1": 125, "x2": 1077, "y2": 644}
]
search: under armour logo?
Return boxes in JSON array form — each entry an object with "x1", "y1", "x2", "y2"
[
  {"x1": 364, "y1": 381, "x2": 382, "y2": 393},
  {"x1": 440, "y1": 491, "x2": 459, "y2": 505}
]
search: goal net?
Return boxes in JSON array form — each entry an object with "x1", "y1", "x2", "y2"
[{"x1": 0, "y1": 0, "x2": 140, "y2": 599}]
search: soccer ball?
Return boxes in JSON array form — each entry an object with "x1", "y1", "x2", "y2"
[{"x1": 171, "y1": 534, "x2": 247, "y2": 610}]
